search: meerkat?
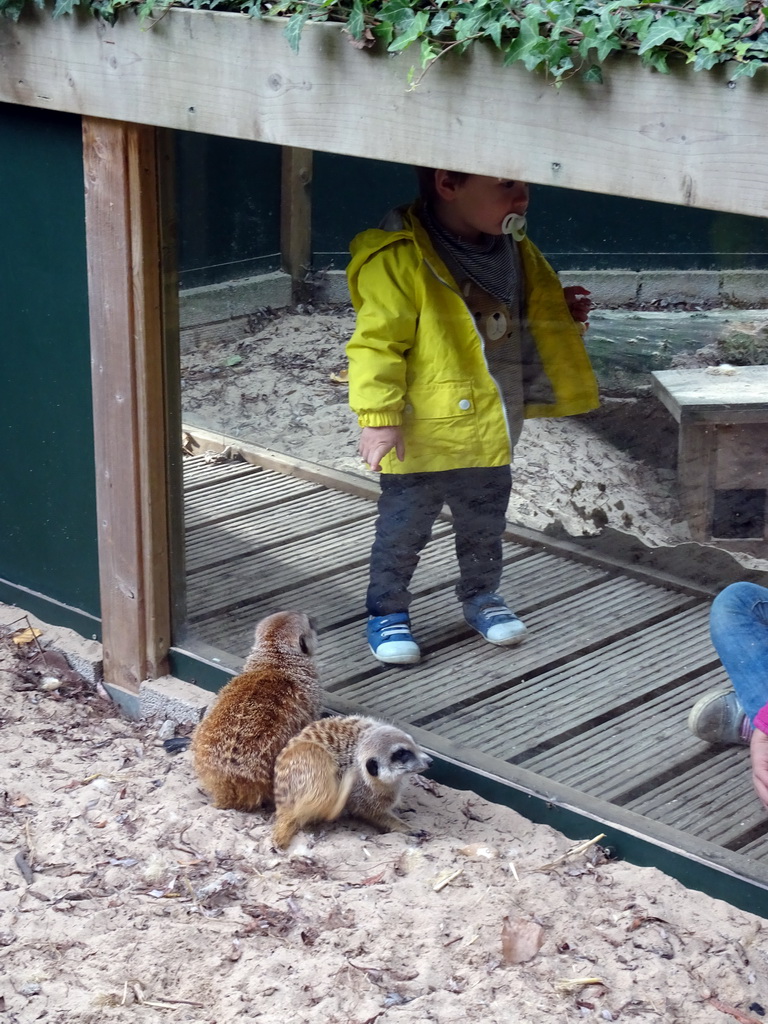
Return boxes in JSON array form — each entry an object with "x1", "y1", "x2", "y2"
[
  {"x1": 272, "y1": 715, "x2": 432, "y2": 848},
  {"x1": 191, "y1": 610, "x2": 320, "y2": 812}
]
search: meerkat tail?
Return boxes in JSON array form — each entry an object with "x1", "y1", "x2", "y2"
[
  {"x1": 272, "y1": 812, "x2": 302, "y2": 850},
  {"x1": 272, "y1": 744, "x2": 355, "y2": 848},
  {"x1": 326, "y1": 767, "x2": 355, "y2": 820}
]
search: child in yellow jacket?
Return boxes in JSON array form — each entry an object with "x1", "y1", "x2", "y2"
[{"x1": 346, "y1": 169, "x2": 597, "y2": 665}]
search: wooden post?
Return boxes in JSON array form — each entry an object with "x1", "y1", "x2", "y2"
[
  {"x1": 280, "y1": 147, "x2": 313, "y2": 300},
  {"x1": 83, "y1": 118, "x2": 173, "y2": 694}
]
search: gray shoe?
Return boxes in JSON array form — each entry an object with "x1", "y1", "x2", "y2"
[{"x1": 687, "y1": 689, "x2": 752, "y2": 746}]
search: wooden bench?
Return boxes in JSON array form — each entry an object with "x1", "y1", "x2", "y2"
[{"x1": 651, "y1": 366, "x2": 768, "y2": 553}]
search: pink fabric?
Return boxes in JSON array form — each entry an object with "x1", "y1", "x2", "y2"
[{"x1": 754, "y1": 704, "x2": 768, "y2": 736}]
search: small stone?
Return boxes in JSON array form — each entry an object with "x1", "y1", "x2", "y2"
[{"x1": 157, "y1": 720, "x2": 176, "y2": 741}]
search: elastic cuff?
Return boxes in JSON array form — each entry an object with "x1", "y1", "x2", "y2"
[{"x1": 357, "y1": 412, "x2": 403, "y2": 428}]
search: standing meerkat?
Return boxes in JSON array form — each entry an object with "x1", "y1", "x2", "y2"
[
  {"x1": 191, "y1": 610, "x2": 320, "y2": 812},
  {"x1": 272, "y1": 715, "x2": 432, "y2": 848}
]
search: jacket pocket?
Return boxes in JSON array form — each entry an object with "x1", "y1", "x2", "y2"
[{"x1": 402, "y1": 381, "x2": 480, "y2": 456}]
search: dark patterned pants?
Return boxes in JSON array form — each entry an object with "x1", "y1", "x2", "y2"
[{"x1": 365, "y1": 465, "x2": 512, "y2": 616}]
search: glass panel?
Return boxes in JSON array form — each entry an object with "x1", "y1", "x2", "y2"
[{"x1": 172, "y1": 136, "x2": 768, "y2": 874}]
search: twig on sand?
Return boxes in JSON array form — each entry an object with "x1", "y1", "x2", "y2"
[
  {"x1": 534, "y1": 834, "x2": 606, "y2": 872},
  {"x1": 708, "y1": 997, "x2": 765, "y2": 1024},
  {"x1": 123, "y1": 981, "x2": 205, "y2": 1010}
]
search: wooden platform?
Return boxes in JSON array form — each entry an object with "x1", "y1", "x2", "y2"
[{"x1": 181, "y1": 452, "x2": 768, "y2": 888}]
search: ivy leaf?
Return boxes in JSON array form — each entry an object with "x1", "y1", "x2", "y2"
[
  {"x1": 732, "y1": 40, "x2": 754, "y2": 59},
  {"x1": 387, "y1": 9, "x2": 428, "y2": 51},
  {"x1": 637, "y1": 17, "x2": 692, "y2": 56},
  {"x1": 430, "y1": 8, "x2": 451, "y2": 36},
  {"x1": 503, "y1": 19, "x2": 546, "y2": 69},
  {"x1": 582, "y1": 63, "x2": 603, "y2": 83},
  {"x1": 641, "y1": 47, "x2": 671, "y2": 73},
  {"x1": 0, "y1": 0, "x2": 28, "y2": 19},
  {"x1": 53, "y1": 0, "x2": 81, "y2": 14},
  {"x1": 372, "y1": 19, "x2": 394, "y2": 45},
  {"x1": 378, "y1": 0, "x2": 417, "y2": 29},
  {"x1": 347, "y1": 0, "x2": 364, "y2": 40},
  {"x1": 419, "y1": 36, "x2": 438, "y2": 66},
  {"x1": 696, "y1": 0, "x2": 745, "y2": 14},
  {"x1": 692, "y1": 47, "x2": 720, "y2": 70},
  {"x1": 746, "y1": 34, "x2": 768, "y2": 55},
  {"x1": 698, "y1": 28, "x2": 728, "y2": 54},
  {"x1": 729, "y1": 58, "x2": 765, "y2": 80},
  {"x1": 624, "y1": 12, "x2": 655, "y2": 38},
  {"x1": 486, "y1": 17, "x2": 502, "y2": 47},
  {"x1": 283, "y1": 7, "x2": 310, "y2": 52}
]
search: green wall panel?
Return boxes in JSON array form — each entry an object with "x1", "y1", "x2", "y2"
[
  {"x1": 310, "y1": 152, "x2": 768, "y2": 271},
  {"x1": 175, "y1": 132, "x2": 282, "y2": 289},
  {"x1": 0, "y1": 103, "x2": 100, "y2": 619},
  {"x1": 173, "y1": 141, "x2": 767, "y2": 285}
]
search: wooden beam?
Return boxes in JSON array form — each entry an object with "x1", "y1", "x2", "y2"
[
  {"x1": 83, "y1": 117, "x2": 172, "y2": 693},
  {"x1": 2, "y1": 11, "x2": 767, "y2": 217},
  {"x1": 280, "y1": 146, "x2": 313, "y2": 300}
]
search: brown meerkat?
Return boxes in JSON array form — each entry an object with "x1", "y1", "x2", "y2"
[
  {"x1": 191, "y1": 610, "x2": 320, "y2": 811},
  {"x1": 272, "y1": 715, "x2": 432, "y2": 848}
]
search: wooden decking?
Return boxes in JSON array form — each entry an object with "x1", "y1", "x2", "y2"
[{"x1": 181, "y1": 451, "x2": 768, "y2": 888}]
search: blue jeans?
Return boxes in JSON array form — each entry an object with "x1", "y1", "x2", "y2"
[
  {"x1": 710, "y1": 582, "x2": 768, "y2": 721},
  {"x1": 366, "y1": 466, "x2": 512, "y2": 616}
]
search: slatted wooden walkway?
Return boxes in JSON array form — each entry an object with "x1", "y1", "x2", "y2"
[{"x1": 181, "y1": 452, "x2": 768, "y2": 887}]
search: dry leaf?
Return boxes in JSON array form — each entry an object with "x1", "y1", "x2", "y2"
[
  {"x1": 457, "y1": 843, "x2": 499, "y2": 860},
  {"x1": 329, "y1": 368, "x2": 349, "y2": 384},
  {"x1": 345, "y1": 26, "x2": 376, "y2": 50},
  {"x1": 12, "y1": 627, "x2": 42, "y2": 645},
  {"x1": 501, "y1": 916, "x2": 545, "y2": 964}
]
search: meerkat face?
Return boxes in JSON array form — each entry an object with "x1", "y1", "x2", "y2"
[{"x1": 362, "y1": 731, "x2": 432, "y2": 785}]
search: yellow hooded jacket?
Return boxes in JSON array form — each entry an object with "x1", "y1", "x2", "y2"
[{"x1": 346, "y1": 204, "x2": 598, "y2": 475}]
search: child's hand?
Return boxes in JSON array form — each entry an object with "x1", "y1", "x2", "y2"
[
  {"x1": 359, "y1": 426, "x2": 405, "y2": 472},
  {"x1": 563, "y1": 285, "x2": 592, "y2": 328}
]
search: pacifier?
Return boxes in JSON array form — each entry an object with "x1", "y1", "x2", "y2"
[{"x1": 501, "y1": 213, "x2": 527, "y2": 241}]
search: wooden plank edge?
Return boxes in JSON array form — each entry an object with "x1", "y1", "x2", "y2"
[{"x1": 182, "y1": 423, "x2": 381, "y2": 501}]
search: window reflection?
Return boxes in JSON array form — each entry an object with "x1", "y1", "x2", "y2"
[{"x1": 174, "y1": 138, "x2": 768, "y2": 877}]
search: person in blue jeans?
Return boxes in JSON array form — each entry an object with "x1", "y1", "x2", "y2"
[{"x1": 688, "y1": 582, "x2": 768, "y2": 808}]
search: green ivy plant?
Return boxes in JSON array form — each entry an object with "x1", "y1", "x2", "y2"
[{"x1": 3, "y1": 0, "x2": 767, "y2": 85}]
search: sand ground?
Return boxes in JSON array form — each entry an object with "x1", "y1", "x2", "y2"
[
  {"x1": 2, "y1": 618, "x2": 768, "y2": 1024},
  {"x1": 3, "y1": 308, "x2": 767, "y2": 1023}
]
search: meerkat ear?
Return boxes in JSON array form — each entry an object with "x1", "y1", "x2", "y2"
[
  {"x1": 299, "y1": 635, "x2": 310, "y2": 654},
  {"x1": 365, "y1": 757, "x2": 380, "y2": 777}
]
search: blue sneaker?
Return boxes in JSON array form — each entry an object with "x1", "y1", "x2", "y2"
[
  {"x1": 463, "y1": 593, "x2": 527, "y2": 646},
  {"x1": 367, "y1": 613, "x2": 421, "y2": 665}
]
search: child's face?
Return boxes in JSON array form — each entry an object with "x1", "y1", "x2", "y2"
[{"x1": 434, "y1": 173, "x2": 530, "y2": 241}]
